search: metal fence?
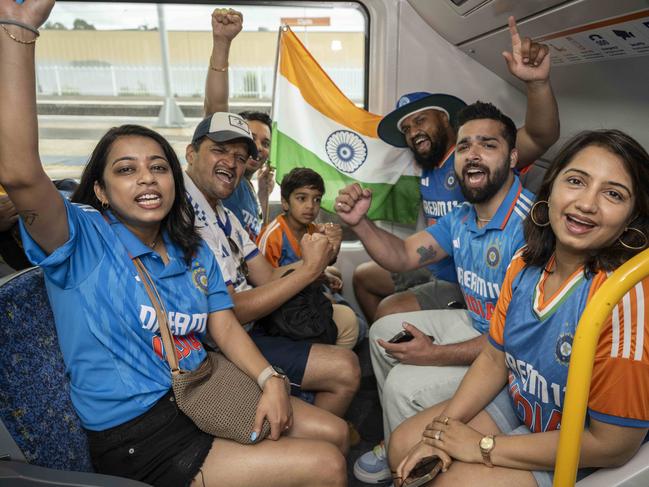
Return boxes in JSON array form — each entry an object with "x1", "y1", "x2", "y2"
[{"x1": 35, "y1": 64, "x2": 364, "y2": 102}]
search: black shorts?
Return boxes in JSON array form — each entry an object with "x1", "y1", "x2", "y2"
[
  {"x1": 86, "y1": 391, "x2": 214, "y2": 487},
  {"x1": 249, "y1": 325, "x2": 312, "y2": 394}
]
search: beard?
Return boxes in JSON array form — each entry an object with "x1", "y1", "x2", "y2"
[
  {"x1": 411, "y1": 130, "x2": 449, "y2": 171},
  {"x1": 458, "y1": 158, "x2": 510, "y2": 204}
]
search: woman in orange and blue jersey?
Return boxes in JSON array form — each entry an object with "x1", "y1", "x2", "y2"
[{"x1": 389, "y1": 130, "x2": 649, "y2": 487}]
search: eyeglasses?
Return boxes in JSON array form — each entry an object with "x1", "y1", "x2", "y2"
[{"x1": 227, "y1": 236, "x2": 249, "y2": 278}]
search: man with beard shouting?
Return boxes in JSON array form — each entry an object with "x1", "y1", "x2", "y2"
[
  {"x1": 352, "y1": 17, "x2": 559, "y2": 325},
  {"x1": 337, "y1": 102, "x2": 536, "y2": 483}
]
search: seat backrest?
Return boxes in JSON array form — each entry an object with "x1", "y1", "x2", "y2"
[
  {"x1": 520, "y1": 159, "x2": 549, "y2": 195},
  {"x1": 0, "y1": 267, "x2": 93, "y2": 472}
]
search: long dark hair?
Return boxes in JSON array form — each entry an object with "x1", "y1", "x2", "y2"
[
  {"x1": 523, "y1": 130, "x2": 649, "y2": 274},
  {"x1": 71, "y1": 125, "x2": 201, "y2": 263}
]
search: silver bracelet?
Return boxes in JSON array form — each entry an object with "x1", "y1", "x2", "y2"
[{"x1": 0, "y1": 19, "x2": 40, "y2": 36}]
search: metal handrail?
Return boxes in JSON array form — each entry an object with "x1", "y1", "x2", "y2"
[{"x1": 553, "y1": 247, "x2": 649, "y2": 486}]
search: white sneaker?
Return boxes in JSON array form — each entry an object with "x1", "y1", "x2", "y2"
[{"x1": 353, "y1": 441, "x2": 391, "y2": 484}]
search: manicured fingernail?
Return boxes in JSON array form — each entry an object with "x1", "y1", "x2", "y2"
[
  {"x1": 250, "y1": 431, "x2": 258, "y2": 442},
  {"x1": 523, "y1": 57, "x2": 529, "y2": 62}
]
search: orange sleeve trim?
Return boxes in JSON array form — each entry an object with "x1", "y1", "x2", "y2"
[{"x1": 489, "y1": 254, "x2": 527, "y2": 345}]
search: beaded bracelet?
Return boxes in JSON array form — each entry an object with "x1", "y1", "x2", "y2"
[{"x1": 209, "y1": 61, "x2": 228, "y2": 72}]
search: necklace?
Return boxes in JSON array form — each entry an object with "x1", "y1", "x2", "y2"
[
  {"x1": 476, "y1": 216, "x2": 492, "y2": 223},
  {"x1": 147, "y1": 233, "x2": 160, "y2": 249}
]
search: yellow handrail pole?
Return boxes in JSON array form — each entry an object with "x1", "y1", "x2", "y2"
[{"x1": 554, "y1": 247, "x2": 649, "y2": 486}]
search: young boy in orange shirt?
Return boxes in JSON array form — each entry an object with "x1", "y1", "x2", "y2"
[{"x1": 257, "y1": 168, "x2": 367, "y2": 347}]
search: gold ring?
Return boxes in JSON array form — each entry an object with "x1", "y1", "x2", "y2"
[
  {"x1": 443, "y1": 416, "x2": 449, "y2": 425},
  {"x1": 434, "y1": 430, "x2": 442, "y2": 441}
]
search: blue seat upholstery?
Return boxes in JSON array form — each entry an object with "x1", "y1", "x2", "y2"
[{"x1": 0, "y1": 267, "x2": 93, "y2": 472}]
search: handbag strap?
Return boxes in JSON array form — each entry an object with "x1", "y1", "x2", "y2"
[{"x1": 132, "y1": 257, "x2": 181, "y2": 375}]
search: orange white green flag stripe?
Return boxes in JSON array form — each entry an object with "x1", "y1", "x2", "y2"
[{"x1": 270, "y1": 27, "x2": 420, "y2": 223}]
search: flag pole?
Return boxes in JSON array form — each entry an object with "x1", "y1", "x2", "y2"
[{"x1": 265, "y1": 25, "x2": 288, "y2": 225}]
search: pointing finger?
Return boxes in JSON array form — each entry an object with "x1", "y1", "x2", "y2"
[{"x1": 508, "y1": 16, "x2": 521, "y2": 47}]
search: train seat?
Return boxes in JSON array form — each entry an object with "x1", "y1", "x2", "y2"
[{"x1": 0, "y1": 267, "x2": 147, "y2": 486}]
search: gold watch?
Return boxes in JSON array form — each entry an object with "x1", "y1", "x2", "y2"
[{"x1": 479, "y1": 435, "x2": 495, "y2": 467}]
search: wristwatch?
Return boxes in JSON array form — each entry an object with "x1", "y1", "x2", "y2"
[
  {"x1": 479, "y1": 435, "x2": 496, "y2": 467},
  {"x1": 257, "y1": 365, "x2": 289, "y2": 391}
]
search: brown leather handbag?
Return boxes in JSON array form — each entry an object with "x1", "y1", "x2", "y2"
[{"x1": 133, "y1": 257, "x2": 270, "y2": 445}]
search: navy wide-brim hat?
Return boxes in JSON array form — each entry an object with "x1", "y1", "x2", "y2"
[{"x1": 377, "y1": 92, "x2": 467, "y2": 148}]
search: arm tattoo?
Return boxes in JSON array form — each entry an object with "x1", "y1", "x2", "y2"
[
  {"x1": 416, "y1": 245, "x2": 437, "y2": 265},
  {"x1": 18, "y1": 210, "x2": 38, "y2": 226}
]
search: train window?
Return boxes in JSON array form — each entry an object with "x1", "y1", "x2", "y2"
[{"x1": 37, "y1": 1, "x2": 368, "y2": 181}]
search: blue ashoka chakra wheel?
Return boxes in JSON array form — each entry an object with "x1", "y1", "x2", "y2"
[{"x1": 325, "y1": 130, "x2": 368, "y2": 173}]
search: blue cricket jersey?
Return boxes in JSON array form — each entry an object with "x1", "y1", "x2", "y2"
[
  {"x1": 428, "y1": 176, "x2": 534, "y2": 333},
  {"x1": 490, "y1": 253, "x2": 649, "y2": 432},
  {"x1": 420, "y1": 150, "x2": 465, "y2": 224},
  {"x1": 223, "y1": 178, "x2": 263, "y2": 241},
  {"x1": 20, "y1": 198, "x2": 232, "y2": 430}
]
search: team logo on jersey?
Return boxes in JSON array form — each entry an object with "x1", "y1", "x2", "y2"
[
  {"x1": 555, "y1": 332, "x2": 573, "y2": 366},
  {"x1": 192, "y1": 263, "x2": 209, "y2": 294},
  {"x1": 325, "y1": 130, "x2": 368, "y2": 173},
  {"x1": 444, "y1": 171, "x2": 457, "y2": 190},
  {"x1": 486, "y1": 244, "x2": 500, "y2": 268}
]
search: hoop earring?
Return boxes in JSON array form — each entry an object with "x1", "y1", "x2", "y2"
[
  {"x1": 101, "y1": 201, "x2": 109, "y2": 211},
  {"x1": 618, "y1": 227, "x2": 648, "y2": 250},
  {"x1": 530, "y1": 200, "x2": 550, "y2": 227}
]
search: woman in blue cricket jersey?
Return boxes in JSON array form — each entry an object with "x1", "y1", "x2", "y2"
[
  {"x1": 0, "y1": 1, "x2": 347, "y2": 486},
  {"x1": 388, "y1": 130, "x2": 649, "y2": 487}
]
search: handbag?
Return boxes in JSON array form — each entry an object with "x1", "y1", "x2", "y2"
[
  {"x1": 258, "y1": 269, "x2": 338, "y2": 344},
  {"x1": 132, "y1": 257, "x2": 270, "y2": 445}
]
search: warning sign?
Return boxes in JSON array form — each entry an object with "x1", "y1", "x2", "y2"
[{"x1": 536, "y1": 9, "x2": 649, "y2": 66}]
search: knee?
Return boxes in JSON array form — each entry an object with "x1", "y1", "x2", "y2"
[
  {"x1": 335, "y1": 349, "x2": 361, "y2": 393},
  {"x1": 375, "y1": 293, "x2": 418, "y2": 320},
  {"x1": 325, "y1": 415, "x2": 350, "y2": 454},
  {"x1": 369, "y1": 315, "x2": 399, "y2": 345},
  {"x1": 317, "y1": 444, "x2": 347, "y2": 487},
  {"x1": 353, "y1": 262, "x2": 372, "y2": 292},
  {"x1": 333, "y1": 305, "x2": 359, "y2": 349},
  {"x1": 301, "y1": 441, "x2": 347, "y2": 486}
]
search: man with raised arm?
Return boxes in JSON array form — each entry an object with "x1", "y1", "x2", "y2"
[
  {"x1": 353, "y1": 17, "x2": 559, "y2": 327},
  {"x1": 184, "y1": 10, "x2": 360, "y2": 421},
  {"x1": 203, "y1": 12, "x2": 274, "y2": 242},
  {"x1": 340, "y1": 101, "x2": 537, "y2": 483}
]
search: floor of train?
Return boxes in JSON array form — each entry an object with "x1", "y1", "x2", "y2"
[{"x1": 346, "y1": 338, "x2": 390, "y2": 487}]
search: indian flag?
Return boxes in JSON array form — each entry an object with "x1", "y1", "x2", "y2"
[{"x1": 270, "y1": 27, "x2": 420, "y2": 224}]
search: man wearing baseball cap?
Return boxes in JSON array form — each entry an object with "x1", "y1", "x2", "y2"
[
  {"x1": 353, "y1": 17, "x2": 560, "y2": 331},
  {"x1": 349, "y1": 17, "x2": 561, "y2": 483},
  {"x1": 184, "y1": 112, "x2": 361, "y2": 426}
]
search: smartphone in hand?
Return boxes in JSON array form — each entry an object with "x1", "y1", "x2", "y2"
[
  {"x1": 388, "y1": 330, "x2": 414, "y2": 343},
  {"x1": 404, "y1": 455, "x2": 443, "y2": 486}
]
